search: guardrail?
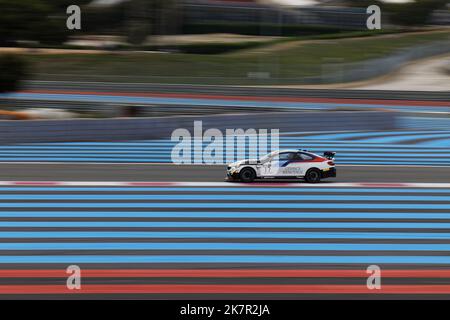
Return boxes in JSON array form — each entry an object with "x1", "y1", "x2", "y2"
[
  {"x1": 23, "y1": 81, "x2": 450, "y2": 100},
  {"x1": 0, "y1": 111, "x2": 397, "y2": 144},
  {"x1": 0, "y1": 99, "x2": 295, "y2": 117}
]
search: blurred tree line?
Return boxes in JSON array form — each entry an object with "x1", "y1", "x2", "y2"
[
  {"x1": 0, "y1": 0, "x2": 178, "y2": 46},
  {"x1": 1, "y1": 0, "x2": 448, "y2": 47},
  {"x1": 0, "y1": 0, "x2": 177, "y2": 92},
  {"x1": 0, "y1": 0, "x2": 92, "y2": 46},
  {"x1": 0, "y1": 54, "x2": 27, "y2": 93},
  {"x1": 386, "y1": 0, "x2": 449, "y2": 26}
]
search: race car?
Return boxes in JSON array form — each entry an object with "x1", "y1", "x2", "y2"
[{"x1": 226, "y1": 149, "x2": 336, "y2": 183}]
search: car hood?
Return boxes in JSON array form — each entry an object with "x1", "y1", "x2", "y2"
[{"x1": 229, "y1": 159, "x2": 259, "y2": 167}]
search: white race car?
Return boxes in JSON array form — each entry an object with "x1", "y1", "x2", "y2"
[{"x1": 226, "y1": 149, "x2": 336, "y2": 183}]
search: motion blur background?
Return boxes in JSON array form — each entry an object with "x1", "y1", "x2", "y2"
[
  {"x1": 2, "y1": 0, "x2": 450, "y2": 87},
  {"x1": 0, "y1": 0, "x2": 449, "y2": 141},
  {"x1": 1, "y1": 0, "x2": 450, "y2": 300},
  {"x1": 0, "y1": 0, "x2": 450, "y2": 121}
]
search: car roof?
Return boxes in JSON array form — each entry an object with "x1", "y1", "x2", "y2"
[{"x1": 278, "y1": 149, "x2": 310, "y2": 153}]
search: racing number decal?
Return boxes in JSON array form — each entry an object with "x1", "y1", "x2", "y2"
[
  {"x1": 262, "y1": 161, "x2": 274, "y2": 175},
  {"x1": 262, "y1": 161, "x2": 281, "y2": 176},
  {"x1": 262, "y1": 160, "x2": 303, "y2": 176}
]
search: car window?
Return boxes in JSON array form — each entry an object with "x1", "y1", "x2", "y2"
[
  {"x1": 260, "y1": 151, "x2": 278, "y2": 162},
  {"x1": 279, "y1": 152, "x2": 294, "y2": 160},
  {"x1": 298, "y1": 153, "x2": 314, "y2": 161}
]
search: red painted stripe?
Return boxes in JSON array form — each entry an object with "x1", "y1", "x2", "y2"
[
  {"x1": 357, "y1": 183, "x2": 410, "y2": 188},
  {"x1": 288, "y1": 157, "x2": 326, "y2": 163},
  {"x1": 126, "y1": 182, "x2": 177, "y2": 187},
  {"x1": 20, "y1": 90, "x2": 450, "y2": 107},
  {"x1": 241, "y1": 183, "x2": 296, "y2": 187},
  {"x1": 1, "y1": 269, "x2": 450, "y2": 278},
  {"x1": 2, "y1": 284, "x2": 450, "y2": 294}
]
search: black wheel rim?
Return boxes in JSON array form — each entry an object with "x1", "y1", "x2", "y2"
[{"x1": 309, "y1": 171, "x2": 319, "y2": 181}]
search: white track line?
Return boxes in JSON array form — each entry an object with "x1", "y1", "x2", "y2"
[{"x1": 0, "y1": 181, "x2": 449, "y2": 188}]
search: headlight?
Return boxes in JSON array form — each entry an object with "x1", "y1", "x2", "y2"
[{"x1": 229, "y1": 166, "x2": 237, "y2": 173}]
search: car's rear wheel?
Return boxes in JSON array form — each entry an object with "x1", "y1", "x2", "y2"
[
  {"x1": 239, "y1": 168, "x2": 256, "y2": 183},
  {"x1": 305, "y1": 169, "x2": 321, "y2": 183}
]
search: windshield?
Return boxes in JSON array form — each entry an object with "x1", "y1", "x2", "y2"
[{"x1": 259, "y1": 151, "x2": 279, "y2": 162}]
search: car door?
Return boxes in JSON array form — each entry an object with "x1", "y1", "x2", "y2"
[
  {"x1": 282, "y1": 152, "x2": 315, "y2": 177},
  {"x1": 260, "y1": 152, "x2": 294, "y2": 177}
]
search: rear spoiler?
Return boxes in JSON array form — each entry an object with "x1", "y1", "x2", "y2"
[{"x1": 323, "y1": 151, "x2": 336, "y2": 160}]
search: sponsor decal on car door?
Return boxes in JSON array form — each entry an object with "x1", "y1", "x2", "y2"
[
  {"x1": 260, "y1": 158, "x2": 281, "y2": 176},
  {"x1": 282, "y1": 152, "x2": 316, "y2": 176},
  {"x1": 261, "y1": 152, "x2": 296, "y2": 177}
]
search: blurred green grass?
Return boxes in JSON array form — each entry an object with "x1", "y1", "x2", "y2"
[{"x1": 25, "y1": 30, "x2": 450, "y2": 85}]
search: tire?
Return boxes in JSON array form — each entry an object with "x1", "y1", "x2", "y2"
[
  {"x1": 239, "y1": 168, "x2": 256, "y2": 183},
  {"x1": 305, "y1": 169, "x2": 321, "y2": 183}
]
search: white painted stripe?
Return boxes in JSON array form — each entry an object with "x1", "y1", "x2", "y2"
[{"x1": 0, "y1": 181, "x2": 449, "y2": 188}]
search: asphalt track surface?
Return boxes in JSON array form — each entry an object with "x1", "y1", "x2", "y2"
[
  {"x1": 0, "y1": 164, "x2": 449, "y2": 183},
  {"x1": 0, "y1": 164, "x2": 450, "y2": 299}
]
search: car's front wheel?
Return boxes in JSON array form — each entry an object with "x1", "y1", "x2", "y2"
[
  {"x1": 239, "y1": 168, "x2": 256, "y2": 183},
  {"x1": 305, "y1": 169, "x2": 321, "y2": 183}
]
